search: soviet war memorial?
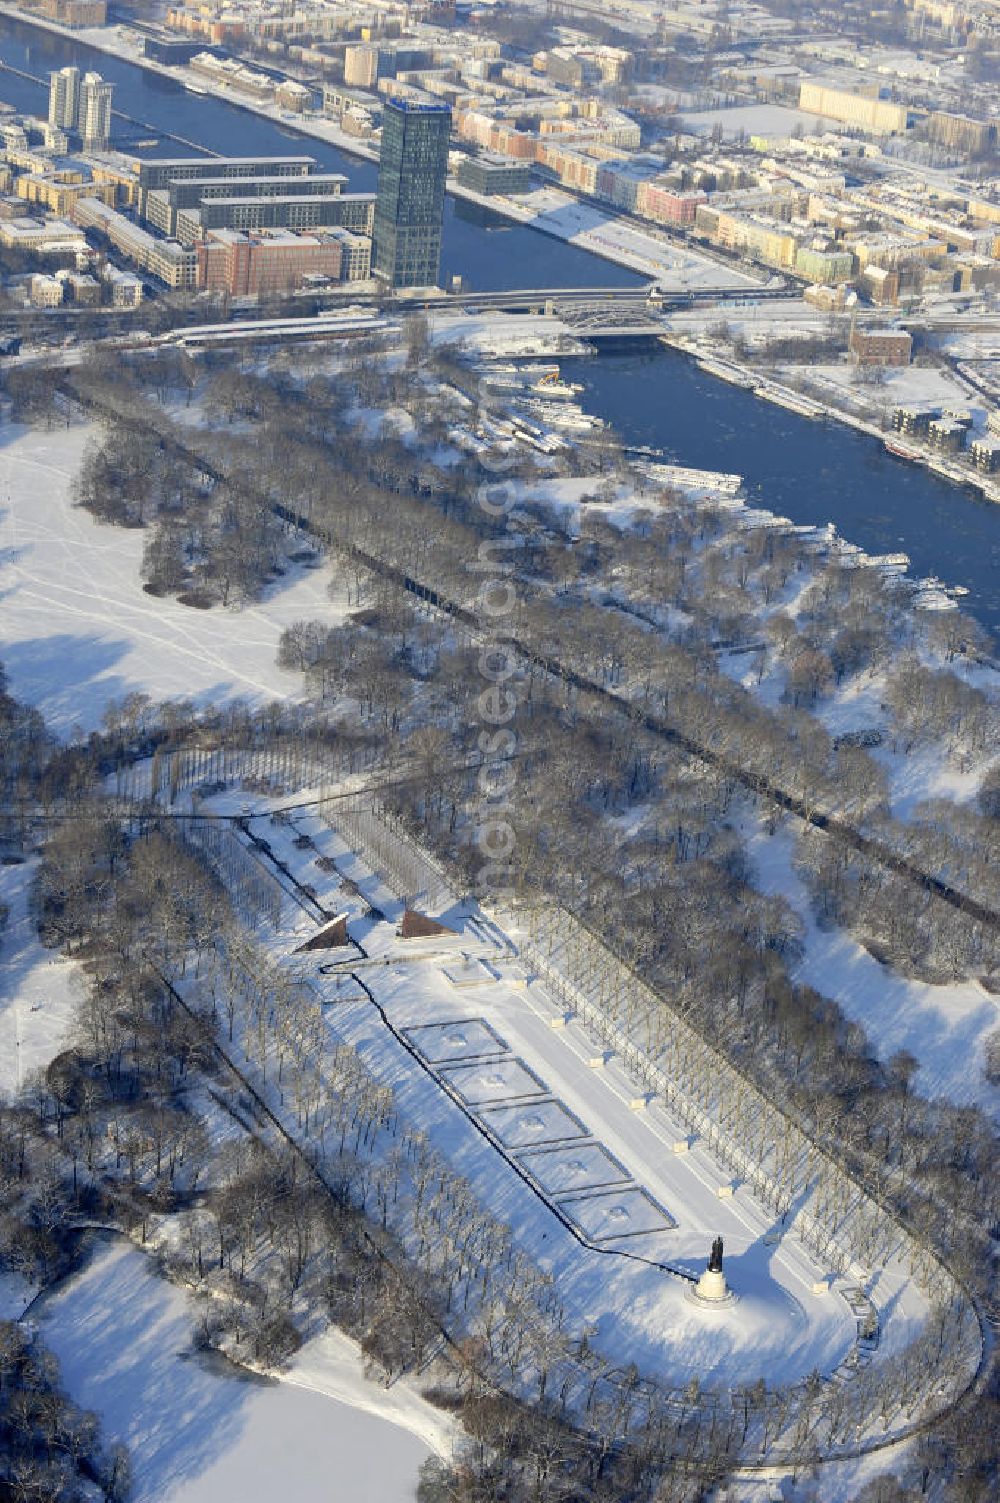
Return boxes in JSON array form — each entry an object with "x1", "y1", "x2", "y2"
[{"x1": 0, "y1": 1, "x2": 999, "y2": 1501}]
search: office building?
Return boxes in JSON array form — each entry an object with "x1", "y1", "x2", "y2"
[
  {"x1": 849, "y1": 328, "x2": 913, "y2": 366},
  {"x1": 48, "y1": 67, "x2": 80, "y2": 131},
  {"x1": 325, "y1": 227, "x2": 372, "y2": 281},
  {"x1": 189, "y1": 193, "x2": 374, "y2": 240},
  {"x1": 142, "y1": 171, "x2": 355, "y2": 238},
  {"x1": 136, "y1": 156, "x2": 314, "y2": 217},
  {"x1": 80, "y1": 73, "x2": 113, "y2": 152},
  {"x1": 456, "y1": 152, "x2": 530, "y2": 196},
  {"x1": 372, "y1": 98, "x2": 451, "y2": 289}
]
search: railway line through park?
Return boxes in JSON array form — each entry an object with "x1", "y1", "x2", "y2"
[{"x1": 58, "y1": 366, "x2": 1000, "y2": 939}]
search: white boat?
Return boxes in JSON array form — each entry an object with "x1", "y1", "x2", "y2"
[
  {"x1": 528, "y1": 405, "x2": 603, "y2": 431},
  {"x1": 754, "y1": 384, "x2": 825, "y2": 420},
  {"x1": 528, "y1": 374, "x2": 584, "y2": 400},
  {"x1": 653, "y1": 464, "x2": 743, "y2": 497}
]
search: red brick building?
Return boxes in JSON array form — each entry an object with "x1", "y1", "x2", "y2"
[
  {"x1": 848, "y1": 327, "x2": 913, "y2": 367},
  {"x1": 196, "y1": 228, "x2": 344, "y2": 296}
]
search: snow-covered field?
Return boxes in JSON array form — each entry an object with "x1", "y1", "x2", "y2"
[
  {"x1": 802, "y1": 361, "x2": 986, "y2": 432},
  {"x1": 38, "y1": 1238, "x2": 443, "y2": 1503},
  {"x1": 0, "y1": 858, "x2": 83, "y2": 1096},
  {"x1": 749, "y1": 824, "x2": 1000, "y2": 1116},
  {"x1": 0, "y1": 423, "x2": 346, "y2": 736},
  {"x1": 680, "y1": 103, "x2": 831, "y2": 139}
]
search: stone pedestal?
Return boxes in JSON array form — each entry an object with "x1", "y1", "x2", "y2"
[
  {"x1": 695, "y1": 1267, "x2": 729, "y2": 1303},
  {"x1": 686, "y1": 1265, "x2": 736, "y2": 1309}
]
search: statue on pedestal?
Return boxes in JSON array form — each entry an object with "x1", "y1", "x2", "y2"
[{"x1": 692, "y1": 1234, "x2": 731, "y2": 1305}]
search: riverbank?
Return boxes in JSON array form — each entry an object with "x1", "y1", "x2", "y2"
[
  {"x1": 659, "y1": 330, "x2": 1000, "y2": 508},
  {"x1": 1, "y1": 6, "x2": 998, "y2": 616},
  {"x1": 0, "y1": 4, "x2": 754, "y2": 288}
]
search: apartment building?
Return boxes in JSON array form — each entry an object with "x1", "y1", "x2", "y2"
[
  {"x1": 80, "y1": 74, "x2": 113, "y2": 153},
  {"x1": 73, "y1": 196, "x2": 198, "y2": 287},
  {"x1": 195, "y1": 227, "x2": 345, "y2": 295},
  {"x1": 799, "y1": 82, "x2": 910, "y2": 134}
]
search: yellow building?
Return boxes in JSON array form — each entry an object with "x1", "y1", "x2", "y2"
[
  {"x1": 799, "y1": 82, "x2": 909, "y2": 135},
  {"x1": 968, "y1": 198, "x2": 1000, "y2": 227},
  {"x1": 713, "y1": 211, "x2": 799, "y2": 268},
  {"x1": 16, "y1": 170, "x2": 89, "y2": 216}
]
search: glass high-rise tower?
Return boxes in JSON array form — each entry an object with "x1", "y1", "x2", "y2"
[{"x1": 372, "y1": 98, "x2": 451, "y2": 290}]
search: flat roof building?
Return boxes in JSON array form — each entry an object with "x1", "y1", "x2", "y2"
[
  {"x1": 456, "y1": 152, "x2": 530, "y2": 197},
  {"x1": 48, "y1": 67, "x2": 80, "y2": 131},
  {"x1": 849, "y1": 327, "x2": 913, "y2": 366},
  {"x1": 196, "y1": 227, "x2": 346, "y2": 297},
  {"x1": 136, "y1": 155, "x2": 315, "y2": 215},
  {"x1": 81, "y1": 73, "x2": 113, "y2": 154},
  {"x1": 372, "y1": 97, "x2": 451, "y2": 290},
  {"x1": 188, "y1": 192, "x2": 375, "y2": 240}
]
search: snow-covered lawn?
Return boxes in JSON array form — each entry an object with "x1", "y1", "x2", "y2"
[
  {"x1": 0, "y1": 858, "x2": 83, "y2": 1096},
  {"x1": 749, "y1": 824, "x2": 1000, "y2": 1116},
  {"x1": 0, "y1": 423, "x2": 347, "y2": 736},
  {"x1": 802, "y1": 362, "x2": 985, "y2": 431},
  {"x1": 680, "y1": 103, "x2": 824, "y2": 139},
  {"x1": 39, "y1": 1237, "x2": 444, "y2": 1503}
]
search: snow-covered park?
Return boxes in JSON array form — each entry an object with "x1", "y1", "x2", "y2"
[
  {"x1": 0, "y1": 422, "x2": 345, "y2": 736},
  {"x1": 0, "y1": 384, "x2": 991, "y2": 1496},
  {"x1": 200, "y1": 800, "x2": 937, "y2": 1401},
  {"x1": 37, "y1": 1238, "x2": 446, "y2": 1503}
]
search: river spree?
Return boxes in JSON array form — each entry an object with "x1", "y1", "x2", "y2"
[
  {"x1": 0, "y1": 15, "x2": 642, "y2": 293},
  {"x1": 563, "y1": 349, "x2": 1000, "y2": 639},
  {"x1": 1, "y1": 15, "x2": 998, "y2": 638}
]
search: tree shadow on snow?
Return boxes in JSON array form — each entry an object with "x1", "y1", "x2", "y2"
[
  {"x1": 40, "y1": 1238, "x2": 262, "y2": 1503},
  {"x1": 2, "y1": 634, "x2": 134, "y2": 730}
]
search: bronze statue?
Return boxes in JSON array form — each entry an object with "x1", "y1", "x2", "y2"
[{"x1": 708, "y1": 1235, "x2": 724, "y2": 1273}]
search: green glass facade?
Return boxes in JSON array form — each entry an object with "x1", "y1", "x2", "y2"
[{"x1": 373, "y1": 98, "x2": 451, "y2": 289}]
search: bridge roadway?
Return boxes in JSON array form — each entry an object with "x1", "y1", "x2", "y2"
[
  {"x1": 138, "y1": 282, "x2": 800, "y2": 349},
  {"x1": 379, "y1": 283, "x2": 797, "y2": 314}
]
